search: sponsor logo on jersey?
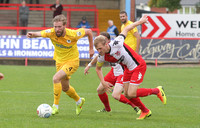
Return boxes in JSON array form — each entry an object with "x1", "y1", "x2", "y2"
[
  {"x1": 67, "y1": 40, "x2": 71, "y2": 43},
  {"x1": 77, "y1": 31, "x2": 81, "y2": 36},
  {"x1": 56, "y1": 44, "x2": 72, "y2": 49}
]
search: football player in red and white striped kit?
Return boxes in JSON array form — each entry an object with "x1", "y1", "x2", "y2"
[
  {"x1": 84, "y1": 32, "x2": 141, "y2": 114},
  {"x1": 94, "y1": 15, "x2": 167, "y2": 120}
]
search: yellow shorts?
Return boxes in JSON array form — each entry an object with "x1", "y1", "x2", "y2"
[{"x1": 56, "y1": 59, "x2": 79, "y2": 79}]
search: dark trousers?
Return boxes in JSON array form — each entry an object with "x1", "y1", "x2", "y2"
[
  {"x1": 20, "y1": 19, "x2": 28, "y2": 35},
  {"x1": 0, "y1": 0, "x2": 9, "y2": 3},
  {"x1": 29, "y1": 0, "x2": 39, "y2": 4}
]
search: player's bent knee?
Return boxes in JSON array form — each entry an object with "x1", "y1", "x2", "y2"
[
  {"x1": 62, "y1": 86, "x2": 69, "y2": 92},
  {"x1": 112, "y1": 93, "x2": 120, "y2": 100},
  {"x1": 129, "y1": 93, "x2": 137, "y2": 98},
  {"x1": 53, "y1": 76, "x2": 60, "y2": 83},
  {"x1": 97, "y1": 87, "x2": 105, "y2": 94},
  {"x1": 124, "y1": 93, "x2": 129, "y2": 98}
]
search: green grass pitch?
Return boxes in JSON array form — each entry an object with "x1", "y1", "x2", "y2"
[{"x1": 0, "y1": 65, "x2": 199, "y2": 128}]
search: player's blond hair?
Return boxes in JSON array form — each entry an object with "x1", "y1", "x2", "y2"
[
  {"x1": 52, "y1": 14, "x2": 67, "y2": 25},
  {"x1": 94, "y1": 35, "x2": 106, "y2": 47}
]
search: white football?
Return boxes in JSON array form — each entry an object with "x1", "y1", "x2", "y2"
[{"x1": 37, "y1": 104, "x2": 52, "y2": 118}]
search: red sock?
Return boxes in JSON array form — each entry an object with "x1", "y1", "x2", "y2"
[
  {"x1": 129, "y1": 97, "x2": 149, "y2": 113},
  {"x1": 119, "y1": 94, "x2": 136, "y2": 108},
  {"x1": 151, "y1": 88, "x2": 159, "y2": 94},
  {"x1": 136, "y1": 88, "x2": 159, "y2": 97},
  {"x1": 98, "y1": 93, "x2": 111, "y2": 111}
]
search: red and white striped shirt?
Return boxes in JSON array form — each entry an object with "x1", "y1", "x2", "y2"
[{"x1": 97, "y1": 34, "x2": 145, "y2": 71}]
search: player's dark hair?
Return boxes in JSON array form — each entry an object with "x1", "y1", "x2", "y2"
[
  {"x1": 100, "y1": 32, "x2": 110, "y2": 40},
  {"x1": 120, "y1": 11, "x2": 127, "y2": 16}
]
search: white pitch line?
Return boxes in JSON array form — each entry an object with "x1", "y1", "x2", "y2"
[{"x1": 0, "y1": 91, "x2": 199, "y2": 99}]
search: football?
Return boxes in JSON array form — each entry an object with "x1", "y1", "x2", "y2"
[{"x1": 37, "y1": 104, "x2": 52, "y2": 118}]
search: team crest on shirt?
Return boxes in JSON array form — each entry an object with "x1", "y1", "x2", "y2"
[
  {"x1": 115, "y1": 51, "x2": 121, "y2": 56},
  {"x1": 77, "y1": 31, "x2": 81, "y2": 36},
  {"x1": 45, "y1": 29, "x2": 51, "y2": 33},
  {"x1": 67, "y1": 40, "x2": 71, "y2": 43}
]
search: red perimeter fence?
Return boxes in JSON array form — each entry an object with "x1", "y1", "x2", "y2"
[{"x1": 0, "y1": 3, "x2": 99, "y2": 35}]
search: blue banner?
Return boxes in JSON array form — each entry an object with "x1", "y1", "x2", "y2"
[
  {"x1": 0, "y1": 36, "x2": 98, "y2": 59},
  {"x1": 2, "y1": 36, "x2": 199, "y2": 60}
]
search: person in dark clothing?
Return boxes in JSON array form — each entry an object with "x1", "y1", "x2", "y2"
[
  {"x1": 107, "y1": 20, "x2": 119, "y2": 40},
  {"x1": 0, "y1": 0, "x2": 9, "y2": 4},
  {"x1": 50, "y1": 0, "x2": 63, "y2": 18},
  {"x1": 0, "y1": 0, "x2": 9, "y2": 7},
  {"x1": 29, "y1": 0, "x2": 39, "y2": 4},
  {"x1": 19, "y1": 1, "x2": 29, "y2": 35}
]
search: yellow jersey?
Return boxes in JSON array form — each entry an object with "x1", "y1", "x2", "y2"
[
  {"x1": 41, "y1": 28, "x2": 85, "y2": 63},
  {"x1": 121, "y1": 20, "x2": 138, "y2": 51}
]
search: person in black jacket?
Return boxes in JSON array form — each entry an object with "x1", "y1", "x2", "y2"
[
  {"x1": 29, "y1": 0, "x2": 39, "y2": 4},
  {"x1": 50, "y1": 0, "x2": 63, "y2": 18},
  {"x1": 20, "y1": 1, "x2": 29, "y2": 35},
  {"x1": 0, "y1": 0, "x2": 9, "y2": 4}
]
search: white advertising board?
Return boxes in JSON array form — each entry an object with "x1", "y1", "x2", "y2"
[{"x1": 142, "y1": 14, "x2": 200, "y2": 39}]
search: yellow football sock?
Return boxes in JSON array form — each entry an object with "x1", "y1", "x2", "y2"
[
  {"x1": 53, "y1": 83, "x2": 62, "y2": 105},
  {"x1": 65, "y1": 85, "x2": 80, "y2": 102}
]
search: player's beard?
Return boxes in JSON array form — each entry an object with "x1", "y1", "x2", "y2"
[
  {"x1": 56, "y1": 30, "x2": 64, "y2": 37},
  {"x1": 121, "y1": 19, "x2": 127, "y2": 24}
]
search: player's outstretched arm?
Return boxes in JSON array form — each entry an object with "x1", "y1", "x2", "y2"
[
  {"x1": 133, "y1": 32, "x2": 141, "y2": 54},
  {"x1": 26, "y1": 31, "x2": 42, "y2": 38},
  {"x1": 121, "y1": 15, "x2": 148, "y2": 37},
  {"x1": 84, "y1": 55, "x2": 98, "y2": 75},
  {"x1": 84, "y1": 28, "x2": 94, "y2": 58}
]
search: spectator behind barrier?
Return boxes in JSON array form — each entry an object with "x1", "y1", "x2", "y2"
[
  {"x1": 0, "y1": 0, "x2": 9, "y2": 4},
  {"x1": 107, "y1": 20, "x2": 119, "y2": 39},
  {"x1": 76, "y1": 16, "x2": 91, "y2": 28},
  {"x1": 19, "y1": 1, "x2": 29, "y2": 35},
  {"x1": 50, "y1": 0, "x2": 63, "y2": 18},
  {"x1": 29, "y1": 0, "x2": 39, "y2": 4}
]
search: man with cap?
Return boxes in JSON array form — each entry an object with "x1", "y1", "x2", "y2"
[{"x1": 76, "y1": 16, "x2": 91, "y2": 28}]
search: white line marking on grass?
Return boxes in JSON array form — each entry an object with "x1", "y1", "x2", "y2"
[
  {"x1": 167, "y1": 95, "x2": 200, "y2": 99},
  {"x1": 0, "y1": 91, "x2": 51, "y2": 94},
  {"x1": 0, "y1": 91, "x2": 199, "y2": 99}
]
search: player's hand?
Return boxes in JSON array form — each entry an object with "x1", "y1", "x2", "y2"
[
  {"x1": 84, "y1": 66, "x2": 90, "y2": 75},
  {"x1": 89, "y1": 49, "x2": 94, "y2": 58},
  {"x1": 139, "y1": 15, "x2": 148, "y2": 24},
  {"x1": 101, "y1": 81, "x2": 113, "y2": 93},
  {"x1": 0, "y1": 73, "x2": 4, "y2": 80},
  {"x1": 26, "y1": 32, "x2": 34, "y2": 38}
]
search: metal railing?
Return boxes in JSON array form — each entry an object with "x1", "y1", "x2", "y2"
[{"x1": 0, "y1": 3, "x2": 99, "y2": 35}]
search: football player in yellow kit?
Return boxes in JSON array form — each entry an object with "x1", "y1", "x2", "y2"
[
  {"x1": 120, "y1": 11, "x2": 141, "y2": 54},
  {"x1": 27, "y1": 14, "x2": 94, "y2": 116}
]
